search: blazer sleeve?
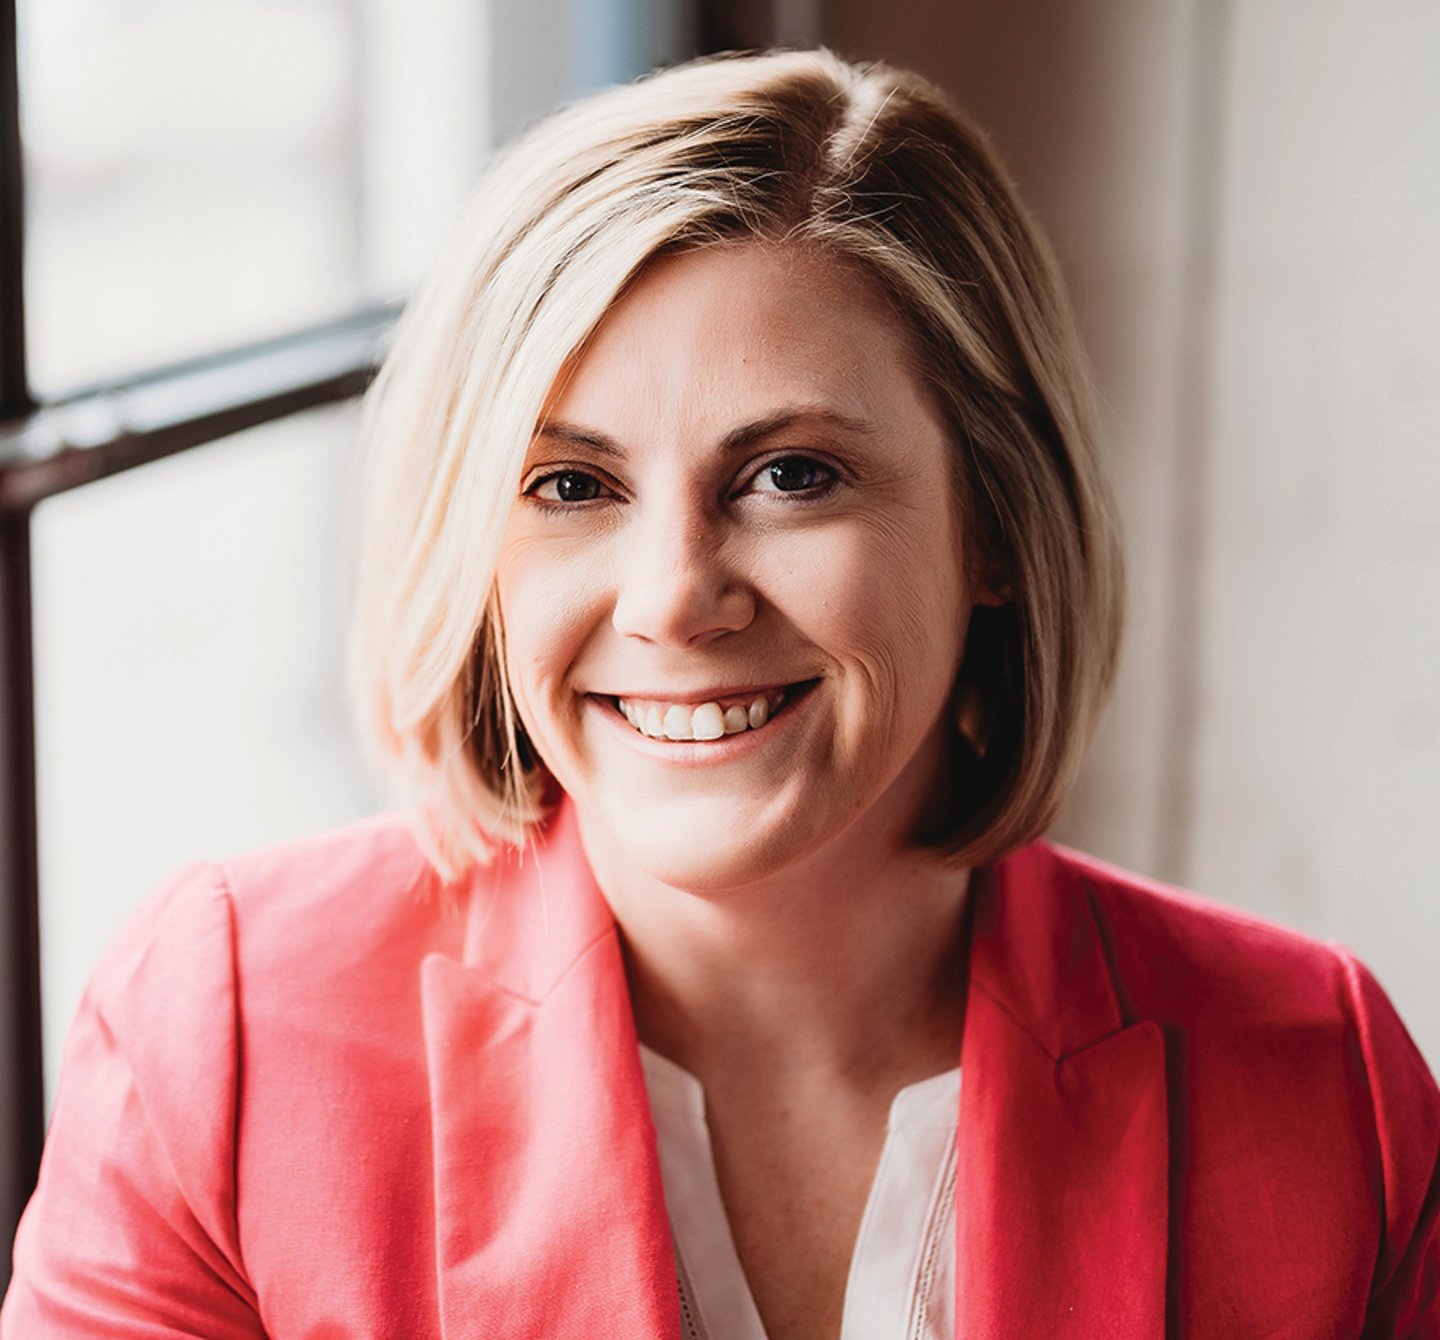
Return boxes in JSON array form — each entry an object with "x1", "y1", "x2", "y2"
[
  {"x1": 1, "y1": 864, "x2": 264, "y2": 1339},
  {"x1": 1343, "y1": 950, "x2": 1440, "y2": 1337}
]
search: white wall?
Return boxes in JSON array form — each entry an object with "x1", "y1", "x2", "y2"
[
  {"x1": 827, "y1": 1, "x2": 1440, "y2": 1065},
  {"x1": 1189, "y1": 1, "x2": 1440, "y2": 1055}
]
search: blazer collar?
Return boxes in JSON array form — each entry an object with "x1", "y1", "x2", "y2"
[
  {"x1": 458, "y1": 801, "x2": 616, "y2": 999},
  {"x1": 421, "y1": 803, "x2": 681, "y2": 1340},
  {"x1": 957, "y1": 842, "x2": 1171, "y2": 1337},
  {"x1": 969, "y1": 840, "x2": 1131, "y2": 1053}
]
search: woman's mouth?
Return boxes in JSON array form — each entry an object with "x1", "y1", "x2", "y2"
[{"x1": 610, "y1": 682, "x2": 814, "y2": 741}]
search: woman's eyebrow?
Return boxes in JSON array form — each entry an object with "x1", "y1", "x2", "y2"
[
  {"x1": 532, "y1": 420, "x2": 624, "y2": 456},
  {"x1": 718, "y1": 408, "x2": 879, "y2": 451},
  {"x1": 534, "y1": 407, "x2": 878, "y2": 457}
]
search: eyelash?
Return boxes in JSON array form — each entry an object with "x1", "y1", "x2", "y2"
[
  {"x1": 521, "y1": 454, "x2": 841, "y2": 511},
  {"x1": 524, "y1": 469, "x2": 616, "y2": 507}
]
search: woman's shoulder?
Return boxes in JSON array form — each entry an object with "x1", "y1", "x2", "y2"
[
  {"x1": 1013, "y1": 841, "x2": 1437, "y2": 1145},
  {"x1": 991, "y1": 840, "x2": 1433, "y2": 1110},
  {"x1": 1009, "y1": 842, "x2": 1440, "y2": 1329},
  {"x1": 16, "y1": 815, "x2": 508, "y2": 1336},
  {"x1": 1021, "y1": 839, "x2": 1372, "y2": 1022},
  {"x1": 65, "y1": 813, "x2": 484, "y2": 1205},
  {"x1": 87, "y1": 813, "x2": 471, "y2": 1025},
  {"x1": 220, "y1": 810, "x2": 456, "y2": 945}
]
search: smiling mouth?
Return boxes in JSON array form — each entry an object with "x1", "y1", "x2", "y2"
[{"x1": 609, "y1": 682, "x2": 815, "y2": 741}]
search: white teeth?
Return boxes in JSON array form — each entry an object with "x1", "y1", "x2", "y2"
[
  {"x1": 691, "y1": 703, "x2": 726, "y2": 740},
  {"x1": 615, "y1": 690, "x2": 792, "y2": 741},
  {"x1": 663, "y1": 705, "x2": 694, "y2": 740}
]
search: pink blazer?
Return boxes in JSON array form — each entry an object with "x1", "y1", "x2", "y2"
[{"x1": 4, "y1": 802, "x2": 1438, "y2": 1337}]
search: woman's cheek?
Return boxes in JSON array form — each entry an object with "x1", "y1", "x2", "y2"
[{"x1": 497, "y1": 541, "x2": 608, "y2": 747}]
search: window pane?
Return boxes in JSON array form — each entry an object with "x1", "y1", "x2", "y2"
[
  {"x1": 18, "y1": 0, "x2": 366, "y2": 391},
  {"x1": 31, "y1": 404, "x2": 378, "y2": 1109},
  {"x1": 16, "y1": 0, "x2": 692, "y2": 395}
]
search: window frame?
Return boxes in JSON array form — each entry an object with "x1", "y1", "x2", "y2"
[
  {"x1": 2, "y1": 0, "x2": 44, "y2": 1294},
  {"x1": 0, "y1": 0, "x2": 403, "y2": 1288}
]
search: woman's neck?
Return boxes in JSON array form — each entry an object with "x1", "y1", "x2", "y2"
[{"x1": 584, "y1": 808, "x2": 973, "y2": 1097}]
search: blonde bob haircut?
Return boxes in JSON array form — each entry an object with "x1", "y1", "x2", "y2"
[{"x1": 352, "y1": 48, "x2": 1124, "y2": 879}]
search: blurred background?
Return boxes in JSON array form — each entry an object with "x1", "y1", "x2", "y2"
[{"x1": 1, "y1": 0, "x2": 1437, "y2": 1285}]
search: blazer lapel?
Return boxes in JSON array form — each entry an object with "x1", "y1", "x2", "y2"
[
  {"x1": 421, "y1": 805, "x2": 680, "y2": 1340},
  {"x1": 956, "y1": 844, "x2": 1171, "y2": 1338},
  {"x1": 418, "y1": 817, "x2": 1169, "y2": 1338}
]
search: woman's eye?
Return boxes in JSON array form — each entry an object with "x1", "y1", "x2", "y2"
[
  {"x1": 528, "y1": 470, "x2": 607, "y2": 503},
  {"x1": 752, "y1": 456, "x2": 835, "y2": 494}
]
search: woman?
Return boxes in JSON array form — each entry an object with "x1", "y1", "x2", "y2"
[{"x1": 4, "y1": 49, "x2": 1437, "y2": 1339}]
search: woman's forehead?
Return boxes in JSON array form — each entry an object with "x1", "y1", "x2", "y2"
[{"x1": 537, "y1": 242, "x2": 933, "y2": 450}]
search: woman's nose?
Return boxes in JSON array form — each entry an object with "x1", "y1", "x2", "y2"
[{"x1": 610, "y1": 505, "x2": 756, "y2": 647}]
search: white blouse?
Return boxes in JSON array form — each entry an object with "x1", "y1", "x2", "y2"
[{"x1": 640, "y1": 1046, "x2": 960, "y2": 1340}]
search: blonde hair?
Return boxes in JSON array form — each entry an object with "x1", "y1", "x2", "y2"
[{"x1": 351, "y1": 48, "x2": 1123, "y2": 878}]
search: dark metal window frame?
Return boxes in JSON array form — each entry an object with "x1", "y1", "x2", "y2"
[
  {"x1": 0, "y1": 0, "x2": 399, "y2": 1287},
  {"x1": 2, "y1": 0, "x2": 42, "y2": 1294}
]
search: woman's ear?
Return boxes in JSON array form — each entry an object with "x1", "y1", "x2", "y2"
[
  {"x1": 952, "y1": 580, "x2": 1017, "y2": 762},
  {"x1": 967, "y1": 547, "x2": 1013, "y2": 609},
  {"x1": 952, "y1": 679, "x2": 990, "y2": 759}
]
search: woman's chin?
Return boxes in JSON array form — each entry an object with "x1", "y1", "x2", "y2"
[{"x1": 578, "y1": 795, "x2": 827, "y2": 897}]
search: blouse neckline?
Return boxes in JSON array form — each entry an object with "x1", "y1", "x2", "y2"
[{"x1": 639, "y1": 1044, "x2": 961, "y2": 1340}]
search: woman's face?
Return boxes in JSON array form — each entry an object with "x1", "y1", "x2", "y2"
[{"x1": 497, "y1": 242, "x2": 977, "y2": 891}]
